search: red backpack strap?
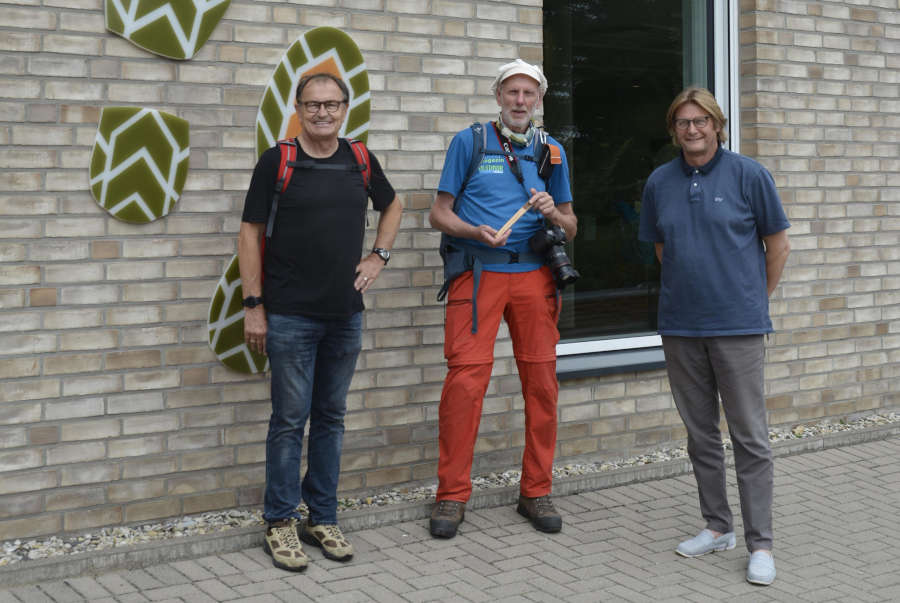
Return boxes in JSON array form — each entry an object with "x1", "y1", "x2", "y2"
[
  {"x1": 259, "y1": 139, "x2": 298, "y2": 287},
  {"x1": 348, "y1": 139, "x2": 372, "y2": 196},
  {"x1": 276, "y1": 139, "x2": 297, "y2": 192},
  {"x1": 265, "y1": 139, "x2": 297, "y2": 239}
]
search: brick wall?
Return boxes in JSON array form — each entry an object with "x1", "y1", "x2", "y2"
[
  {"x1": 1, "y1": 0, "x2": 898, "y2": 541},
  {"x1": 0, "y1": 0, "x2": 548, "y2": 540},
  {"x1": 737, "y1": 0, "x2": 900, "y2": 423}
]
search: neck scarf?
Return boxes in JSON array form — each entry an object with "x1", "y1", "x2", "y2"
[{"x1": 497, "y1": 113, "x2": 536, "y2": 147}]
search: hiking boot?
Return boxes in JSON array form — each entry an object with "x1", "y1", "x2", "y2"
[
  {"x1": 430, "y1": 500, "x2": 465, "y2": 538},
  {"x1": 263, "y1": 518, "x2": 308, "y2": 572},
  {"x1": 299, "y1": 520, "x2": 354, "y2": 562},
  {"x1": 517, "y1": 495, "x2": 562, "y2": 533}
]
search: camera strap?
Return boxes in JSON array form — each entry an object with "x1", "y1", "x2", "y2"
[{"x1": 492, "y1": 123, "x2": 525, "y2": 185}]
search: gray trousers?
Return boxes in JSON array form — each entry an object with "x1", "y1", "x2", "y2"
[{"x1": 662, "y1": 335, "x2": 773, "y2": 552}]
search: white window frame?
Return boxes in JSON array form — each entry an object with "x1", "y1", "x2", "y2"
[
  {"x1": 715, "y1": 0, "x2": 740, "y2": 153},
  {"x1": 556, "y1": 0, "x2": 738, "y2": 357}
]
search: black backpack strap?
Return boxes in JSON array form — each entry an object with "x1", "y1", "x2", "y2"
[
  {"x1": 286, "y1": 160, "x2": 360, "y2": 172},
  {"x1": 456, "y1": 122, "x2": 487, "y2": 207}
]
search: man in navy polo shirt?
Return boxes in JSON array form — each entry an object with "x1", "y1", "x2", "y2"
[{"x1": 638, "y1": 87, "x2": 790, "y2": 586}]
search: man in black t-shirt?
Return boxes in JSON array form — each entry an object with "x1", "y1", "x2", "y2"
[{"x1": 238, "y1": 73, "x2": 401, "y2": 572}]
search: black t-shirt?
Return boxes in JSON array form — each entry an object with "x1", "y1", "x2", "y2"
[{"x1": 241, "y1": 139, "x2": 395, "y2": 318}]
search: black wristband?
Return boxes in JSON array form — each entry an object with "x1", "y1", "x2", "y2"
[{"x1": 242, "y1": 296, "x2": 264, "y2": 308}]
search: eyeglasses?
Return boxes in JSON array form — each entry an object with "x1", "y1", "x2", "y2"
[
  {"x1": 674, "y1": 116, "x2": 712, "y2": 130},
  {"x1": 301, "y1": 100, "x2": 346, "y2": 114}
]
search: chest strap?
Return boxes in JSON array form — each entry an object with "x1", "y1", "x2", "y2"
[{"x1": 285, "y1": 160, "x2": 363, "y2": 172}]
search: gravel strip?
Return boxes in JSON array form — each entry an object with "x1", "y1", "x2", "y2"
[{"x1": 2, "y1": 411, "x2": 897, "y2": 567}]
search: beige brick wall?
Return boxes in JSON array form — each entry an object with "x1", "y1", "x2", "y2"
[
  {"x1": 738, "y1": 0, "x2": 900, "y2": 424},
  {"x1": 0, "y1": 0, "x2": 898, "y2": 540}
]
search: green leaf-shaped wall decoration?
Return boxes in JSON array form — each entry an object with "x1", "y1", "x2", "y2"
[
  {"x1": 209, "y1": 27, "x2": 370, "y2": 373},
  {"x1": 208, "y1": 254, "x2": 268, "y2": 374},
  {"x1": 106, "y1": 0, "x2": 231, "y2": 60},
  {"x1": 89, "y1": 107, "x2": 190, "y2": 223},
  {"x1": 255, "y1": 26, "x2": 371, "y2": 158}
]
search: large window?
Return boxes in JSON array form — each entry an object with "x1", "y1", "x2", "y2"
[{"x1": 543, "y1": 1, "x2": 717, "y2": 345}]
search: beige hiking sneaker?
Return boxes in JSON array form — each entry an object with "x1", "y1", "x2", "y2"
[
  {"x1": 299, "y1": 520, "x2": 354, "y2": 562},
  {"x1": 263, "y1": 518, "x2": 308, "y2": 572}
]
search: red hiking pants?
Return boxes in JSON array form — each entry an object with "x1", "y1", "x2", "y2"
[{"x1": 436, "y1": 267, "x2": 560, "y2": 502}]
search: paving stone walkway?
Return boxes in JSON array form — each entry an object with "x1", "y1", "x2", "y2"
[{"x1": 1, "y1": 436, "x2": 898, "y2": 602}]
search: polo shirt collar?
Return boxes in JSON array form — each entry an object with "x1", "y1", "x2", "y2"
[{"x1": 679, "y1": 145, "x2": 724, "y2": 175}]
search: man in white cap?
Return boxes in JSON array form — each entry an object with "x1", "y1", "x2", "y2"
[{"x1": 428, "y1": 59, "x2": 577, "y2": 538}]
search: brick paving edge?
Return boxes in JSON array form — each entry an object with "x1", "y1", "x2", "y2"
[{"x1": 2, "y1": 423, "x2": 898, "y2": 588}]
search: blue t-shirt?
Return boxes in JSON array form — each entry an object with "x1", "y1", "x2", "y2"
[
  {"x1": 638, "y1": 147, "x2": 790, "y2": 336},
  {"x1": 437, "y1": 124, "x2": 573, "y2": 272}
]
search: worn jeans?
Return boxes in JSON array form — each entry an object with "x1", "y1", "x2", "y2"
[{"x1": 263, "y1": 312, "x2": 361, "y2": 525}]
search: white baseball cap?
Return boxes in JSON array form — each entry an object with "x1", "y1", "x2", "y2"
[{"x1": 491, "y1": 59, "x2": 548, "y2": 95}]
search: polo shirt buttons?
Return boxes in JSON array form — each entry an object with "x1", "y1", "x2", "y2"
[{"x1": 689, "y1": 171, "x2": 703, "y2": 202}]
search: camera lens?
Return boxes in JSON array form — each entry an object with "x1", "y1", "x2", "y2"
[
  {"x1": 555, "y1": 265, "x2": 579, "y2": 287},
  {"x1": 528, "y1": 224, "x2": 579, "y2": 290}
]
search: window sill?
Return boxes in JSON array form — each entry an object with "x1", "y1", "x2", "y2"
[{"x1": 557, "y1": 346, "x2": 665, "y2": 380}]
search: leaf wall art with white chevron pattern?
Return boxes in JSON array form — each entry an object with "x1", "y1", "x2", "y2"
[
  {"x1": 105, "y1": 0, "x2": 231, "y2": 60},
  {"x1": 255, "y1": 26, "x2": 371, "y2": 158},
  {"x1": 89, "y1": 107, "x2": 190, "y2": 223}
]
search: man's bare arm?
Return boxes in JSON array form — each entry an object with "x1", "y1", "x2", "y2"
[
  {"x1": 238, "y1": 221, "x2": 267, "y2": 355},
  {"x1": 762, "y1": 229, "x2": 790, "y2": 296}
]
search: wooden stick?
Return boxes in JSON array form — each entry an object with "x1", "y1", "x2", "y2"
[{"x1": 496, "y1": 201, "x2": 531, "y2": 238}]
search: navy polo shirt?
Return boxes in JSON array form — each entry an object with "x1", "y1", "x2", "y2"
[{"x1": 638, "y1": 147, "x2": 790, "y2": 336}]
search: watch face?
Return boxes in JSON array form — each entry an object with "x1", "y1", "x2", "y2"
[{"x1": 375, "y1": 248, "x2": 390, "y2": 262}]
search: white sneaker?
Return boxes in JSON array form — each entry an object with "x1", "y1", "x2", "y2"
[
  {"x1": 747, "y1": 550, "x2": 776, "y2": 585},
  {"x1": 675, "y1": 529, "x2": 736, "y2": 557}
]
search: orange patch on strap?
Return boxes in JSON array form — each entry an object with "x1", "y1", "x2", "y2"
[
  {"x1": 548, "y1": 143, "x2": 562, "y2": 165},
  {"x1": 284, "y1": 58, "x2": 343, "y2": 139}
]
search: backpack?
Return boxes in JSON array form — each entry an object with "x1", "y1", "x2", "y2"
[
  {"x1": 436, "y1": 122, "x2": 559, "y2": 332},
  {"x1": 260, "y1": 138, "x2": 372, "y2": 264}
]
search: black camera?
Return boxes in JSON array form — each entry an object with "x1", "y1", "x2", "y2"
[{"x1": 529, "y1": 224, "x2": 579, "y2": 289}]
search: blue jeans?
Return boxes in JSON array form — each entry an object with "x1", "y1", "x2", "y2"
[{"x1": 263, "y1": 312, "x2": 361, "y2": 525}]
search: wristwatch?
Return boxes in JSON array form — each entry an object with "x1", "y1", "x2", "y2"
[
  {"x1": 372, "y1": 247, "x2": 391, "y2": 264},
  {"x1": 242, "y1": 295, "x2": 264, "y2": 308}
]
